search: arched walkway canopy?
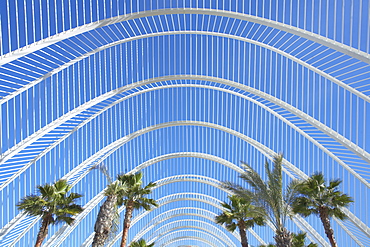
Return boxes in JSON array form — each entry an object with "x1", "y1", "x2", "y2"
[{"x1": 0, "y1": 0, "x2": 369, "y2": 246}]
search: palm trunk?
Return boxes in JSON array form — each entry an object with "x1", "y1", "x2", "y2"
[
  {"x1": 274, "y1": 227, "x2": 292, "y2": 247},
  {"x1": 238, "y1": 220, "x2": 249, "y2": 247},
  {"x1": 92, "y1": 195, "x2": 118, "y2": 247},
  {"x1": 35, "y1": 214, "x2": 52, "y2": 247},
  {"x1": 120, "y1": 200, "x2": 134, "y2": 247},
  {"x1": 319, "y1": 207, "x2": 337, "y2": 247}
]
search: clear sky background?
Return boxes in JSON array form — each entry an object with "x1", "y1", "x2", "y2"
[{"x1": 0, "y1": 0, "x2": 369, "y2": 246}]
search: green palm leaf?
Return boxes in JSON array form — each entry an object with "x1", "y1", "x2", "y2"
[
  {"x1": 223, "y1": 154, "x2": 299, "y2": 247},
  {"x1": 16, "y1": 180, "x2": 83, "y2": 246},
  {"x1": 215, "y1": 195, "x2": 265, "y2": 247},
  {"x1": 292, "y1": 172, "x2": 353, "y2": 247}
]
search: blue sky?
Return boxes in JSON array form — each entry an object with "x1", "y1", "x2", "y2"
[{"x1": 0, "y1": 0, "x2": 369, "y2": 246}]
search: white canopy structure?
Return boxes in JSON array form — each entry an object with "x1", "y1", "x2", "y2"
[{"x1": 0, "y1": 0, "x2": 369, "y2": 246}]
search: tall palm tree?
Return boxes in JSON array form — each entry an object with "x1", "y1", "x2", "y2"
[
  {"x1": 129, "y1": 238, "x2": 155, "y2": 247},
  {"x1": 215, "y1": 195, "x2": 265, "y2": 247},
  {"x1": 16, "y1": 180, "x2": 83, "y2": 247},
  {"x1": 292, "y1": 172, "x2": 353, "y2": 247},
  {"x1": 119, "y1": 172, "x2": 158, "y2": 247},
  {"x1": 224, "y1": 154, "x2": 300, "y2": 247},
  {"x1": 92, "y1": 180, "x2": 127, "y2": 247}
]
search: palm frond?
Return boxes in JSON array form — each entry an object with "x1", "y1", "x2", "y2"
[
  {"x1": 225, "y1": 222, "x2": 237, "y2": 232},
  {"x1": 55, "y1": 215, "x2": 75, "y2": 225},
  {"x1": 16, "y1": 195, "x2": 46, "y2": 216},
  {"x1": 292, "y1": 172, "x2": 353, "y2": 223},
  {"x1": 130, "y1": 238, "x2": 155, "y2": 247},
  {"x1": 53, "y1": 180, "x2": 71, "y2": 194},
  {"x1": 215, "y1": 194, "x2": 266, "y2": 235}
]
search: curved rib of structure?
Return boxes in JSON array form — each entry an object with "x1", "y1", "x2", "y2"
[
  {"x1": 150, "y1": 229, "x2": 227, "y2": 247},
  {"x1": 5, "y1": 122, "x2": 370, "y2": 246},
  {"x1": 1, "y1": 9, "x2": 369, "y2": 66},
  {"x1": 1, "y1": 1, "x2": 369, "y2": 246},
  {"x1": 134, "y1": 219, "x2": 239, "y2": 244},
  {"x1": 3, "y1": 121, "x2": 369, "y2": 246},
  {"x1": 2, "y1": 31, "x2": 368, "y2": 107},
  {"x1": 160, "y1": 235, "x2": 217, "y2": 247},
  {"x1": 50, "y1": 169, "x2": 328, "y2": 247},
  {"x1": 1, "y1": 76, "x2": 368, "y2": 192}
]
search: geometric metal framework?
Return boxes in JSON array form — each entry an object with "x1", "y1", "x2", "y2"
[{"x1": 0, "y1": 0, "x2": 369, "y2": 246}]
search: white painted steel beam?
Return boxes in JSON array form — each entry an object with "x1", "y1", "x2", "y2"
[
  {"x1": 134, "y1": 219, "x2": 238, "y2": 246},
  {"x1": 1, "y1": 76, "x2": 368, "y2": 193},
  {"x1": 109, "y1": 198, "x2": 261, "y2": 247},
  {"x1": 0, "y1": 213, "x2": 26, "y2": 241},
  {"x1": 52, "y1": 161, "x2": 328, "y2": 247},
  {"x1": 2, "y1": 31, "x2": 368, "y2": 107},
  {"x1": 154, "y1": 229, "x2": 226, "y2": 247},
  {"x1": 80, "y1": 211, "x2": 239, "y2": 247},
  {"x1": 6, "y1": 122, "x2": 368, "y2": 246},
  {"x1": 1, "y1": 9, "x2": 368, "y2": 66},
  {"x1": 161, "y1": 235, "x2": 217, "y2": 247},
  {"x1": 3, "y1": 83, "x2": 364, "y2": 195}
]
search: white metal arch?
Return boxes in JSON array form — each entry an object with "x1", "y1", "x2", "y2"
[
  {"x1": 149, "y1": 226, "x2": 234, "y2": 245},
  {"x1": 0, "y1": 2, "x2": 370, "y2": 246},
  {"x1": 2, "y1": 82, "x2": 364, "y2": 197},
  {"x1": 127, "y1": 192, "x2": 322, "y2": 247},
  {"x1": 80, "y1": 211, "x2": 244, "y2": 247},
  {"x1": 46, "y1": 121, "x2": 370, "y2": 243},
  {"x1": 152, "y1": 229, "x2": 226, "y2": 247},
  {"x1": 80, "y1": 195, "x2": 261, "y2": 247},
  {"x1": 134, "y1": 219, "x2": 238, "y2": 245},
  {"x1": 1, "y1": 75, "x2": 367, "y2": 193},
  {"x1": 6, "y1": 120, "x2": 367, "y2": 246},
  {"x1": 3, "y1": 30, "x2": 368, "y2": 107},
  {"x1": 111, "y1": 190, "x2": 325, "y2": 247},
  {"x1": 143, "y1": 214, "x2": 263, "y2": 246},
  {"x1": 1, "y1": 8, "x2": 368, "y2": 66},
  {"x1": 160, "y1": 235, "x2": 217, "y2": 247},
  {"x1": 110, "y1": 194, "x2": 266, "y2": 247},
  {"x1": 52, "y1": 160, "x2": 327, "y2": 247}
]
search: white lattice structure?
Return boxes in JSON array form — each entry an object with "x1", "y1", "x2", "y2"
[{"x1": 0, "y1": 0, "x2": 369, "y2": 246}]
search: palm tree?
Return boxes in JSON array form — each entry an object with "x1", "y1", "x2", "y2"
[
  {"x1": 215, "y1": 195, "x2": 265, "y2": 247},
  {"x1": 92, "y1": 180, "x2": 127, "y2": 247},
  {"x1": 259, "y1": 232, "x2": 318, "y2": 247},
  {"x1": 291, "y1": 232, "x2": 318, "y2": 247},
  {"x1": 16, "y1": 180, "x2": 83, "y2": 247},
  {"x1": 119, "y1": 172, "x2": 158, "y2": 247},
  {"x1": 129, "y1": 238, "x2": 155, "y2": 247},
  {"x1": 292, "y1": 172, "x2": 353, "y2": 247},
  {"x1": 224, "y1": 154, "x2": 300, "y2": 247}
]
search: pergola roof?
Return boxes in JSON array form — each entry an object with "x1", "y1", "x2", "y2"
[{"x1": 0, "y1": 1, "x2": 369, "y2": 246}]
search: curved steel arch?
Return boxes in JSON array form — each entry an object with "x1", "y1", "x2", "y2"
[
  {"x1": 3, "y1": 82, "x2": 363, "y2": 194},
  {"x1": 1, "y1": 75, "x2": 367, "y2": 192},
  {"x1": 140, "y1": 215, "x2": 261, "y2": 246},
  {"x1": 112, "y1": 195, "x2": 267, "y2": 247},
  {"x1": 134, "y1": 219, "x2": 238, "y2": 245},
  {"x1": 149, "y1": 226, "x2": 234, "y2": 245},
  {"x1": 1, "y1": 8, "x2": 368, "y2": 66},
  {"x1": 6, "y1": 121, "x2": 367, "y2": 245},
  {"x1": 160, "y1": 235, "x2": 217, "y2": 247},
  {"x1": 0, "y1": 3, "x2": 370, "y2": 247},
  {"x1": 112, "y1": 189, "x2": 325, "y2": 247},
  {"x1": 3, "y1": 30, "x2": 368, "y2": 107},
  {"x1": 152, "y1": 229, "x2": 227, "y2": 247},
  {"x1": 80, "y1": 211, "x2": 243, "y2": 247},
  {"x1": 52, "y1": 158, "x2": 327, "y2": 247},
  {"x1": 126, "y1": 192, "x2": 321, "y2": 247},
  {"x1": 81, "y1": 195, "x2": 261, "y2": 247},
  {"x1": 44, "y1": 121, "x2": 370, "y2": 243}
]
